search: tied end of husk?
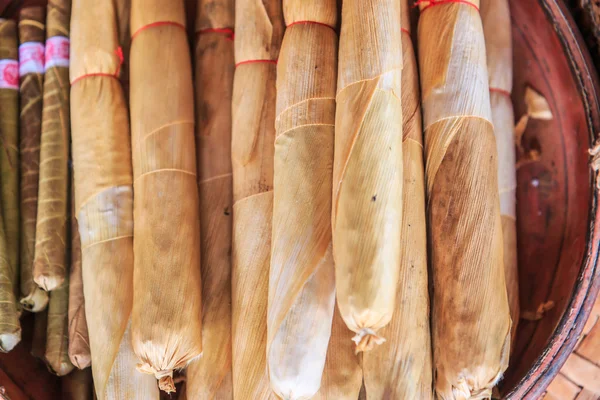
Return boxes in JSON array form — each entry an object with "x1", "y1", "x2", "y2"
[
  {"x1": 351, "y1": 328, "x2": 385, "y2": 353},
  {"x1": 136, "y1": 363, "x2": 176, "y2": 393},
  {"x1": 33, "y1": 272, "x2": 64, "y2": 292},
  {"x1": 70, "y1": 353, "x2": 91, "y2": 370},
  {"x1": 0, "y1": 331, "x2": 21, "y2": 353},
  {"x1": 20, "y1": 289, "x2": 49, "y2": 313},
  {"x1": 451, "y1": 378, "x2": 493, "y2": 400},
  {"x1": 159, "y1": 376, "x2": 175, "y2": 393}
]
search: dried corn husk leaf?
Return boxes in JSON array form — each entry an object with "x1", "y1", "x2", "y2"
[
  {"x1": 62, "y1": 368, "x2": 93, "y2": 400},
  {"x1": 481, "y1": 0, "x2": 519, "y2": 348},
  {"x1": 333, "y1": 0, "x2": 403, "y2": 353},
  {"x1": 186, "y1": 0, "x2": 234, "y2": 397},
  {"x1": 230, "y1": 1, "x2": 283, "y2": 399},
  {"x1": 130, "y1": 0, "x2": 203, "y2": 392},
  {"x1": 362, "y1": 0, "x2": 432, "y2": 396},
  {"x1": 524, "y1": 86, "x2": 552, "y2": 120},
  {"x1": 70, "y1": 0, "x2": 159, "y2": 398},
  {"x1": 0, "y1": 19, "x2": 20, "y2": 309},
  {"x1": 34, "y1": 0, "x2": 71, "y2": 292},
  {"x1": 18, "y1": 7, "x2": 49, "y2": 313},
  {"x1": 46, "y1": 280, "x2": 74, "y2": 376},
  {"x1": 268, "y1": 1, "x2": 338, "y2": 398},
  {"x1": 417, "y1": 1, "x2": 511, "y2": 398}
]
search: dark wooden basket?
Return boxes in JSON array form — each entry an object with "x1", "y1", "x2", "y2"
[{"x1": 0, "y1": 0, "x2": 599, "y2": 399}]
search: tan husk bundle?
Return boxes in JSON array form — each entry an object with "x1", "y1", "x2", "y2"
[
  {"x1": 186, "y1": 0, "x2": 234, "y2": 397},
  {"x1": 268, "y1": 1, "x2": 338, "y2": 398},
  {"x1": 417, "y1": 1, "x2": 511, "y2": 398},
  {"x1": 45, "y1": 279, "x2": 74, "y2": 376},
  {"x1": 362, "y1": 0, "x2": 432, "y2": 396},
  {"x1": 0, "y1": 18, "x2": 21, "y2": 353},
  {"x1": 481, "y1": 0, "x2": 519, "y2": 347},
  {"x1": 70, "y1": 0, "x2": 159, "y2": 397},
  {"x1": 130, "y1": 0, "x2": 203, "y2": 392},
  {"x1": 230, "y1": 0, "x2": 283, "y2": 398},
  {"x1": 34, "y1": 0, "x2": 71, "y2": 292},
  {"x1": 333, "y1": 0, "x2": 403, "y2": 353},
  {"x1": 18, "y1": 7, "x2": 49, "y2": 312},
  {"x1": 0, "y1": 19, "x2": 20, "y2": 309}
]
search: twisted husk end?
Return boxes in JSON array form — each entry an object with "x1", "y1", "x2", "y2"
[{"x1": 351, "y1": 328, "x2": 386, "y2": 353}]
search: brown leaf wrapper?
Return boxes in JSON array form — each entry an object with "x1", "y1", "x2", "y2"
[
  {"x1": 46, "y1": 280, "x2": 74, "y2": 376},
  {"x1": 268, "y1": 2, "x2": 338, "y2": 398},
  {"x1": 0, "y1": 19, "x2": 20, "y2": 309},
  {"x1": 62, "y1": 368, "x2": 94, "y2": 400},
  {"x1": 417, "y1": 1, "x2": 511, "y2": 399},
  {"x1": 33, "y1": 0, "x2": 71, "y2": 292},
  {"x1": 231, "y1": 1, "x2": 283, "y2": 399},
  {"x1": 481, "y1": 0, "x2": 519, "y2": 348},
  {"x1": 0, "y1": 19, "x2": 21, "y2": 353},
  {"x1": 186, "y1": 1, "x2": 234, "y2": 398},
  {"x1": 333, "y1": 0, "x2": 403, "y2": 353},
  {"x1": 130, "y1": 0, "x2": 203, "y2": 392},
  {"x1": 67, "y1": 186, "x2": 90, "y2": 369},
  {"x1": 362, "y1": 0, "x2": 432, "y2": 397},
  {"x1": 70, "y1": 0, "x2": 159, "y2": 398},
  {"x1": 18, "y1": 7, "x2": 49, "y2": 313}
]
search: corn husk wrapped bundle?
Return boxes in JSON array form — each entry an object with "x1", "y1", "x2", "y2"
[
  {"x1": 18, "y1": 7, "x2": 49, "y2": 313},
  {"x1": 481, "y1": 0, "x2": 519, "y2": 347},
  {"x1": 130, "y1": 0, "x2": 203, "y2": 392},
  {"x1": 417, "y1": 1, "x2": 511, "y2": 398},
  {"x1": 185, "y1": 0, "x2": 234, "y2": 397},
  {"x1": 67, "y1": 186, "x2": 90, "y2": 369},
  {"x1": 362, "y1": 0, "x2": 432, "y2": 396},
  {"x1": 32, "y1": 307, "x2": 48, "y2": 360},
  {"x1": 62, "y1": 368, "x2": 93, "y2": 400},
  {"x1": 268, "y1": 1, "x2": 338, "y2": 398},
  {"x1": 70, "y1": 0, "x2": 159, "y2": 398},
  {"x1": 0, "y1": 19, "x2": 21, "y2": 353},
  {"x1": 34, "y1": 0, "x2": 71, "y2": 292},
  {"x1": 230, "y1": 0, "x2": 283, "y2": 398},
  {"x1": 46, "y1": 279, "x2": 74, "y2": 376},
  {"x1": 0, "y1": 19, "x2": 20, "y2": 311}
]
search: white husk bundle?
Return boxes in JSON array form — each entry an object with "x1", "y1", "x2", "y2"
[
  {"x1": 268, "y1": 1, "x2": 338, "y2": 398},
  {"x1": 333, "y1": 0, "x2": 403, "y2": 353},
  {"x1": 362, "y1": 0, "x2": 432, "y2": 397},
  {"x1": 417, "y1": 1, "x2": 511, "y2": 398}
]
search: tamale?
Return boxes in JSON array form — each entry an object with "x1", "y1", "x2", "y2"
[
  {"x1": 230, "y1": 0, "x2": 283, "y2": 398},
  {"x1": 34, "y1": 0, "x2": 71, "y2": 292},
  {"x1": 0, "y1": 18, "x2": 20, "y2": 309},
  {"x1": 70, "y1": 0, "x2": 159, "y2": 398},
  {"x1": 185, "y1": 0, "x2": 234, "y2": 397},
  {"x1": 333, "y1": 0, "x2": 403, "y2": 353},
  {"x1": 268, "y1": 1, "x2": 338, "y2": 398},
  {"x1": 62, "y1": 368, "x2": 93, "y2": 400},
  {"x1": 417, "y1": 1, "x2": 511, "y2": 398},
  {"x1": 481, "y1": 0, "x2": 519, "y2": 346},
  {"x1": 362, "y1": 0, "x2": 432, "y2": 396},
  {"x1": 67, "y1": 186, "x2": 90, "y2": 369},
  {"x1": 18, "y1": 7, "x2": 49, "y2": 312},
  {"x1": 0, "y1": 19, "x2": 21, "y2": 353},
  {"x1": 130, "y1": 0, "x2": 203, "y2": 392},
  {"x1": 46, "y1": 280, "x2": 74, "y2": 376}
]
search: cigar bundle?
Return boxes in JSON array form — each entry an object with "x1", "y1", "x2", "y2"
[
  {"x1": 268, "y1": 1, "x2": 338, "y2": 398},
  {"x1": 231, "y1": 0, "x2": 283, "y2": 398},
  {"x1": 417, "y1": 1, "x2": 511, "y2": 398},
  {"x1": 186, "y1": 0, "x2": 234, "y2": 397}
]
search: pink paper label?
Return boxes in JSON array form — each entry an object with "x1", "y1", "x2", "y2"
[
  {"x1": 0, "y1": 60, "x2": 19, "y2": 89},
  {"x1": 19, "y1": 42, "x2": 45, "y2": 76},
  {"x1": 45, "y1": 36, "x2": 70, "y2": 70}
]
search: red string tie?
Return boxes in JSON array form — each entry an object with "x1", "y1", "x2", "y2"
[
  {"x1": 401, "y1": 27, "x2": 410, "y2": 36},
  {"x1": 286, "y1": 20, "x2": 336, "y2": 30},
  {"x1": 131, "y1": 21, "x2": 186, "y2": 41},
  {"x1": 414, "y1": 0, "x2": 479, "y2": 12},
  {"x1": 235, "y1": 59, "x2": 278, "y2": 68},
  {"x1": 71, "y1": 46, "x2": 124, "y2": 86},
  {"x1": 198, "y1": 27, "x2": 234, "y2": 41},
  {"x1": 489, "y1": 87, "x2": 511, "y2": 98}
]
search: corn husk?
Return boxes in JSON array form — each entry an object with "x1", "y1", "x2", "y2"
[
  {"x1": 0, "y1": 19, "x2": 21, "y2": 353},
  {"x1": 362, "y1": 0, "x2": 432, "y2": 396},
  {"x1": 268, "y1": 2, "x2": 338, "y2": 398},
  {"x1": 67, "y1": 185, "x2": 89, "y2": 369},
  {"x1": 417, "y1": 2, "x2": 511, "y2": 398},
  {"x1": 33, "y1": 0, "x2": 71, "y2": 292},
  {"x1": 481, "y1": 0, "x2": 519, "y2": 347},
  {"x1": 130, "y1": 0, "x2": 203, "y2": 392},
  {"x1": 32, "y1": 307, "x2": 48, "y2": 360},
  {"x1": 333, "y1": 0, "x2": 403, "y2": 353},
  {"x1": 70, "y1": 0, "x2": 159, "y2": 398},
  {"x1": 185, "y1": 0, "x2": 234, "y2": 397},
  {"x1": 18, "y1": 7, "x2": 49, "y2": 313},
  {"x1": 46, "y1": 279, "x2": 74, "y2": 376},
  {"x1": 231, "y1": 0, "x2": 283, "y2": 399},
  {"x1": 0, "y1": 19, "x2": 20, "y2": 309},
  {"x1": 62, "y1": 368, "x2": 93, "y2": 400}
]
